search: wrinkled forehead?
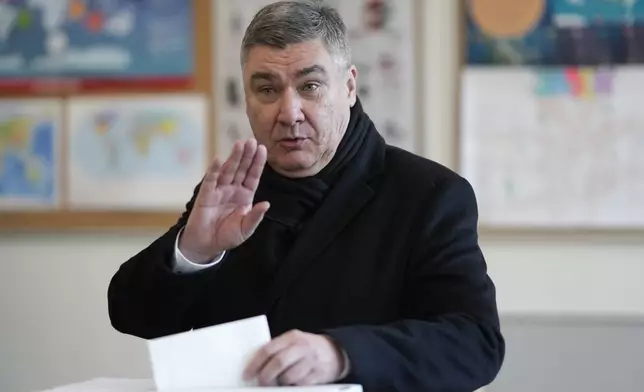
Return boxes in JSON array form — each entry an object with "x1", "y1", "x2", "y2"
[{"x1": 242, "y1": 40, "x2": 339, "y2": 83}]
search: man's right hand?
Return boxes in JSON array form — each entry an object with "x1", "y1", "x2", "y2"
[{"x1": 178, "y1": 138, "x2": 270, "y2": 263}]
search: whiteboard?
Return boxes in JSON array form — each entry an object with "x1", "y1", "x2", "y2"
[
  {"x1": 460, "y1": 67, "x2": 644, "y2": 229},
  {"x1": 212, "y1": 0, "x2": 418, "y2": 158}
]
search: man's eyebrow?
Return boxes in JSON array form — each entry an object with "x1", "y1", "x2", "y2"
[
  {"x1": 249, "y1": 65, "x2": 327, "y2": 83},
  {"x1": 296, "y1": 65, "x2": 327, "y2": 78},
  {"x1": 250, "y1": 71, "x2": 277, "y2": 83}
]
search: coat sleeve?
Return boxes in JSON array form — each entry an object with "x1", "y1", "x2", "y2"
[
  {"x1": 324, "y1": 176, "x2": 505, "y2": 391},
  {"x1": 107, "y1": 182, "x2": 220, "y2": 339}
]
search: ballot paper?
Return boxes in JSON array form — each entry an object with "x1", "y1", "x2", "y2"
[
  {"x1": 147, "y1": 315, "x2": 272, "y2": 390},
  {"x1": 41, "y1": 377, "x2": 363, "y2": 392}
]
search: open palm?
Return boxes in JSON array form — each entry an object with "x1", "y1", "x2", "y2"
[{"x1": 179, "y1": 139, "x2": 270, "y2": 263}]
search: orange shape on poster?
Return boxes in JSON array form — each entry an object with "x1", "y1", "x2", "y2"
[
  {"x1": 469, "y1": 0, "x2": 545, "y2": 38},
  {"x1": 69, "y1": 0, "x2": 86, "y2": 20}
]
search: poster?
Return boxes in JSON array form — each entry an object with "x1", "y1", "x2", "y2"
[
  {"x1": 0, "y1": 0, "x2": 194, "y2": 93},
  {"x1": 213, "y1": 0, "x2": 417, "y2": 158},
  {"x1": 461, "y1": 0, "x2": 644, "y2": 228},
  {"x1": 66, "y1": 95, "x2": 207, "y2": 210},
  {"x1": 0, "y1": 99, "x2": 61, "y2": 209},
  {"x1": 461, "y1": 68, "x2": 644, "y2": 228},
  {"x1": 466, "y1": 0, "x2": 644, "y2": 66}
]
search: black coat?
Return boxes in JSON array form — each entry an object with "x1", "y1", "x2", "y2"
[{"x1": 108, "y1": 138, "x2": 505, "y2": 391}]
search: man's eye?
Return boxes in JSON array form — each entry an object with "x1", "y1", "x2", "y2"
[
  {"x1": 259, "y1": 87, "x2": 275, "y2": 95},
  {"x1": 302, "y1": 83, "x2": 319, "y2": 92}
]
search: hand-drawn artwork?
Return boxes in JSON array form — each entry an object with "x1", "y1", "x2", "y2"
[
  {"x1": 363, "y1": 0, "x2": 390, "y2": 31},
  {"x1": 226, "y1": 77, "x2": 241, "y2": 107},
  {"x1": 461, "y1": 67, "x2": 644, "y2": 228},
  {"x1": 67, "y1": 95, "x2": 207, "y2": 210},
  {"x1": 0, "y1": 99, "x2": 61, "y2": 209},
  {"x1": 214, "y1": 0, "x2": 418, "y2": 154},
  {"x1": 226, "y1": 123, "x2": 241, "y2": 142},
  {"x1": 382, "y1": 120, "x2": 403, "y2": 143},
  {"x1": 462, "y1": 1, "x2": 644, "y2": 229},
  {"x1": 230, "y1": 11, "x2": 243, "y2": 35}
]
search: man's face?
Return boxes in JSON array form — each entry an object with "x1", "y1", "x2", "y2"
[{"x1": 242, "y1": 39, "x2": 357, "y2": 178}]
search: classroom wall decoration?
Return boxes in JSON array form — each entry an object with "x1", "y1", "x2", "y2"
[
  {"x1": 66, "y1": 95, "x2": 207, "y2": 210},
  {"x1": 0, "y1": 0, "x2": 211, "y2": 230},
  {"x1": 0, "y1": 98, "x2": 62, "y2": 209},
  {"x1": 0, "y1": 0, "x2": 195, "y2": 93},
  {"x1": 213, "y1": 0, "x2": 418, "y2": 158},
  {"x1": 460, "y1": 0, "x2": 644, "y2": 230}
]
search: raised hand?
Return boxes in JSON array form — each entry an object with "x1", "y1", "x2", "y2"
[{"x1": 178, "y1": 138, "x2": 270, "y2": 263}]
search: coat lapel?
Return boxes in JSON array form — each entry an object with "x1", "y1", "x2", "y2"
[{"x1": 264, "y1": 137, "x2": 385, "y2": 310}]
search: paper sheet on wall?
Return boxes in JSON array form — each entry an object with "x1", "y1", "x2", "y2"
[
  {"x1": 66, "y1": 94, "x2": 208, "y2": 210},
  {"x1": 460, "y1": 68, "x2": 644, "y2": 228},
  {"x1": 213, "y1": 0, "x2": 418, "y2": 158}
]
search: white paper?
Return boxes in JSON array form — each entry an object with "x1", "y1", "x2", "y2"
[
  {"x1": 65, "y1": 94, "x2": 208, "y2": 210},
  {"x1": 41, "y1": 378, "x2": 156, "y2": 391},
  {"x1": 40, "y1": 377, "x2": 362, "y2": 392},
  {"x1": 147, "y1": 315, "x2": 272, "y2": 391},
  {"x1": 460, "y1": 67, "x2": 644, "y2": 228}
]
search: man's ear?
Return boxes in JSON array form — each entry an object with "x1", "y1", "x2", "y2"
[{"x1": 347, "y1": 65, "x2": 358, "y2": 106}]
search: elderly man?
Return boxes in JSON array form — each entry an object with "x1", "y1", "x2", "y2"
[{"x1": 107, "y1": 1, "x2": 504, "y2": 391}]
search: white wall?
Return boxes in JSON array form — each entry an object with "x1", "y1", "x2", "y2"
[{"x1": 1, "y1": 1, "x2": 643, "y2": 392}]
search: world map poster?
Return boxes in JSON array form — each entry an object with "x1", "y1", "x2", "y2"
[
  {"x1": 0, "y1": 99, "x2": 61, "y2": 209},
  {"x1": 66, "y1": 95, "x2": 207, "y2": 210},
  {"x1": 0, "y1": 0, "x2": 194, "y2": 93}
]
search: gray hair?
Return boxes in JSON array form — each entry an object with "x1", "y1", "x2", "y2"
[{"x1": 240, "y1": 0, "x2": 351, "y2": 69}]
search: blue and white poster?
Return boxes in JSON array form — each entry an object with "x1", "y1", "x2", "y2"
[
  {"x1": 0, "y1": 0, "x2": 194, "y2": 92},
  {"x1": 466, "y1": 0, "x2": 644, "y2": 66}
]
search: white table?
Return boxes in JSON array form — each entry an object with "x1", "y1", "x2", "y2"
[{"x1": 40, "y1": 378, "x2": 363, "y2": 392}]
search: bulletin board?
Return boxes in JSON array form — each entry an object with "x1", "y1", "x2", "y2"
[
  {"x1": 457, "y1": 0, "x2": 644, "y2": 232},
  {"x1": 0, "y1": 0, "x2": 215, "y2": 230}
]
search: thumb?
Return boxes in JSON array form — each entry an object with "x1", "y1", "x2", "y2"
[{"x1": 240, "y1": 201, "x2": 270, "y2": 238}]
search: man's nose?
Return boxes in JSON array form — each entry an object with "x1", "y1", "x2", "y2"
[{"x1": 277, "y1": 89, "x2": 304, "y2": 126}]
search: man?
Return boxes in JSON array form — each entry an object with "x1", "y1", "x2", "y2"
[{"x1": 107, "y1": 1, "x2": 505, "y2": 391}]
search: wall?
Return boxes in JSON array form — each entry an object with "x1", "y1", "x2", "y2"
[{"x1": 1, "y1": 1, "x2": 643, "y2": 392}]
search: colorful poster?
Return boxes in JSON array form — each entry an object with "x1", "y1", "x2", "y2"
[
  {"x1": 466, "y1": 0, "x2": 644, "y2": 66},
  {"x1": 460, "y1": 67, "x2": 644, "y2": 228},
  {"x1": 213, "y1": 0, "x2": 418, "y2": 157},
  {"x1": 0, "y1": 99, "x2": 61, "y2": 209},
  {"x1": 66, "y1": 95, "x2": 207, "y2": 210},
  {"x1": 0, "y1": 0, "x2": 194, "y2": 93}
]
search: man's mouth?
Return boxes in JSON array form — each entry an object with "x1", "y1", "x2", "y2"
[{"x1": 278, "y1": 137, "x2": 307, "y2": 149}]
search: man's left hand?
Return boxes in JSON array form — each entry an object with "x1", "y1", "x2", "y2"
[{"x1": 243, "y1": 329, "x2": 347, "y2": 386}]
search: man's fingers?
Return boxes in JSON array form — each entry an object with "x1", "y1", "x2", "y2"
[
  {"x1": 278, "y1": 359, "x2": 315, "y2": 386},
  {"x1": 234, "y1": 139, "x2": 258, "y2": 185},
  {"x1": 243, "y1": 144, "x2": 267, "y2": 191},
  {"x1": 195, "y1": 157, "x2": 222, "y2": 204},
  {"x1": 204, "y1": 157, "x2": 222, "y2": 182},
  {"x1": 244, "y1": 330, "x2": 297, "y2": 381},
  {"x1": 218, "y1": 140, "x2": 244, "y2": 185},
  {"x1": 240, "y1": 201, "x2": 270, "y2": 238},
  {"x1": 259, "y1": 346, "x2": 308, "y2": 386}
]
